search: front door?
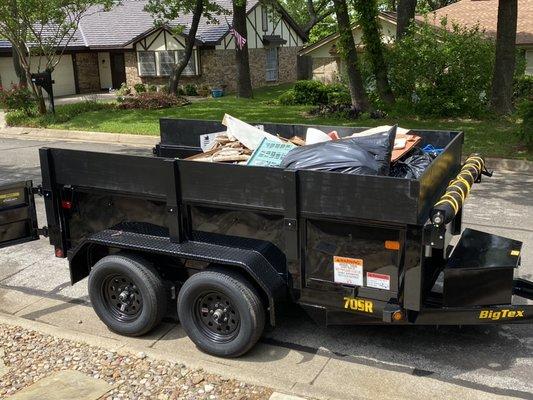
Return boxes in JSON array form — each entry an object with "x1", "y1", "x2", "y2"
[{"x1": 110, "y1": 53, "x2": 126, "y2": 89}]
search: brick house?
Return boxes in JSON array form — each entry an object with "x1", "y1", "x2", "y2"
[{"x1": 0, "y1": 0, "x2": 306, "y2": 96}]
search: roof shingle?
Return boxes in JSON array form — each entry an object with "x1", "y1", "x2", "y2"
[
  {"x1": 427, "y1": 0, "x2": 533, "y2": 45},
  {"x1": 1, "y1": 0, "x2": 261, "y2": 50}
]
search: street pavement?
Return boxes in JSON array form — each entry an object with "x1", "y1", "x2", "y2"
[{"x1": 0, "y1": 136, "x2": 532, "y2": 399}]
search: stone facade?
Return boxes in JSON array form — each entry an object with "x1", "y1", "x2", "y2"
[
  {"x1": 73, "y1": 52, "x2": 100, "y2": 93},
  {"x1": 124, "y1": 46, "x2": 302, "y2": 92},
  {"x1": 124, "y1": 51, "x2": 142, "y2": 86},
  {"x1": 312, "y1": 57, "x2": 341, "y2": 84}
]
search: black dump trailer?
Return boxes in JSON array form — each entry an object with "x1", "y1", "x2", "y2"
[{"x1": 1, "y1": 119, "x2": 532, "y2": 358}]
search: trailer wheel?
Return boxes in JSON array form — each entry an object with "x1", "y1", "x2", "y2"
[
  {"x1": 178, "y1": 271, "x2": 265, "y2": 358},
  {"x1": 88, "y1": 254, "x2": 166, "y2": 336}
]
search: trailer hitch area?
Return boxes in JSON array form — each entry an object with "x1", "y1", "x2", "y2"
[{"x1": 514, "y1": 278, "x2": 533, "y2": 301}]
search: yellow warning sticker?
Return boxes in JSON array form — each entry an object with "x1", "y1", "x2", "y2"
[
  {"x1": 333, "y1": 256, "x2": 363, "y2": 286},
  {"x1": 511, "y1": 250, "x2": 520, "y2": 257}
]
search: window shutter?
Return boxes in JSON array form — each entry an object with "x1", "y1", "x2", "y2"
[{"x1": 138, "y1": 51, "x2": 156, "y2": 76}]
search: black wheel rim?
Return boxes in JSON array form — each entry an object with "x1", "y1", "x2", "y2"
[
  {"x1": 101, "y1": 274, "x2": 143, "y2": 322},
  {"x1": 194, "y1": 290, "x2": 240, "y2": 343}
]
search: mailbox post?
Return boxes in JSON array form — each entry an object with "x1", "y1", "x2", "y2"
[{"x1": 31, "y1": 70, "x2": 55, "y2": 114}]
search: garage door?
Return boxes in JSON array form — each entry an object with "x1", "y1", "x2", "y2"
[
  {"x1": 0, "y1": 57, "x2": 20, "y2": 89},
  {"x1": 0, "y1": 55, "x2": 76, "y2": 97}
]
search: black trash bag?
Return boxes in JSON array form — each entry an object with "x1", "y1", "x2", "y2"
[
  {"x1": 280, "y1": 125, "x2": 396, "y2": 176},
  {"x1": 390, "y1": 148, "x2": 433, "y2": 179}
]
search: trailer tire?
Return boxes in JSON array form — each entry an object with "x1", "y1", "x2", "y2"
[
  {"x1": 178, "y1": 271, "x2": 265, "y2": 358},
  {"x1": 88, "y1": 254, "x2": 166, "y2": 337}
]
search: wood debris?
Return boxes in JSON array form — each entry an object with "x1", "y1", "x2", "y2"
[
  {"x1": 188, "y1": 132, "x2": 306, "y2": 164},
  {"x1": 188, "y1": 135, "x2": 253, "y2": 163}
]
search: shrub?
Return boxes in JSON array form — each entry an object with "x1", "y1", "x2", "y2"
[
  {"x1": 134, "y1": 83, "x2": 146, "y2": 93},
  {"x1": 388, "y1": 17, "x2": 495, "y2": 117},
  {"x1": 147, "y1": 84, "x2": 158, "y2": 92},
  {"x1": 327, "y1": 90, "x2": 351, "y2": 106},
  {"x1": 309, "y1": 104, "x2": 361, "y2": 119},
  {"x1": 118, "y1": 92, "x2": 190, "y2": 110},
  {"x1": 116, "y1": 82, "x2": 131, "y2": 97},
  {"x1": 278, "y1": 89, "x2": 296, "y2": 105},
  {"x1": 514, "y1": 75, "x2": 533, "y2": 102},
  {"x1": 278, "y1": 81, "x2": 351, "y2": 106},
  {"x1": 293, "y1": 80, "x2": 328, "y2": 105},
  {"x1": 184, "y1": 84, "x2": 198, "y2": 96},
  {"x1": 517, "y1": 100, "x2": 533, "y2": 149},
  {"x1": 0, "y1": 84, "x2": 35, "y2": 114}
]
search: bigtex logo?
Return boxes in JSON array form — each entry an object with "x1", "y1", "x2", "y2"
[{"x1": 479, "y1": 309, "x2": 525, "y2": 320}]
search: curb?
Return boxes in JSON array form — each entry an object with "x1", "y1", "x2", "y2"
[
  {"x1": 485, "y1": 157, "x2": 533, "y2": 173},
  {"x1": 0, "y1": 127, "x2": 158, "y2": 147},
  {"x1": 1, "y1": 126, "x2": 532, "y2": 171}
]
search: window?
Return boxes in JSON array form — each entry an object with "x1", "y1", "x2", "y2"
[
  {"x1": 265, "y1": 47, "x2": 278, "y2": 82},
  {"x1": 177, "y1": 50, "x2": 197, "y2": 76},
  {"x1": 138, "y1": 51, "x2": 156, "y2": 76},
  {"x1": 137, "y1": 50, "x2": 198, "y2": 77},
  {"x1": 158, "y1": 51, "x2": 175, "y2": 76},
  {"x1": 261, "y1": 7, "x2": 269, "y2": 32}
]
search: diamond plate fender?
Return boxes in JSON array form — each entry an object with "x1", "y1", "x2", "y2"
[{"x1": 68, "y1": 228, "x2": 288, "y2": 325}]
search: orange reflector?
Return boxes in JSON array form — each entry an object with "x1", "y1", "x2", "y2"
[
  {"x1": 385, "y1": 241, "x2": 400, "y2": 250},
  {"x1": 392, "y1": 311, "x2": 404, "y2": 322}
]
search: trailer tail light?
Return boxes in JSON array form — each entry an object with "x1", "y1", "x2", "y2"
[
  {"x1": 55, "y1": 247, "x2": 65, "y2": 258},
  {"x1": 61, "y1": 200, "x2": 72, "y2": 209},
  {"x1": 392, "y1": 310, "x2": 405, "y2": 322},
  {"x1": 385, "y1": 241, "x2": 400, "y2": 251}
]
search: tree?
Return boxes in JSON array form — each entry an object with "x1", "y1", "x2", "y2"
[
  {"x1": 145, "y1": 0, "x2": 224, "y2": 95},
  {"x1": 353, "y1": 0, "x2": 394, "y2": 105},
  {"x1": 396, "y1": 0, "x2": 416, "y2": 39},
  {"x1": 332, "y1": 0, "x2": 370, "y2": 111},
  {"x1": 0, "y1": 0, "x2": 117, "y2": 113},
  {"x1": 416, "y1": 0, "x2": 457, "y2": 12},
  {"x1": 233, "y1": 0, "x2": 253, "y2": 98},
  {"x1": 278, "y1": 0, "x2": 333, "y2": 37},
  {"x1": 490, "y1": 0, "x2": 518, "y2": 114}
]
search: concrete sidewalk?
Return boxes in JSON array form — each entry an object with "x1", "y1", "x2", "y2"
[{"x1": 0, "y1": 289, "x2": 520, "y2": 400}]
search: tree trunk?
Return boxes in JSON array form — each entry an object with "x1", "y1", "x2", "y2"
[
  {"x1": 169, "y1": 0, "x2": 204, "y2": 94},
  {"x1": 490, "y1": 0, "x2": 518, "y2": 115},
  {"x1": 396, "y1": 0, "x2": 416, "y2": 39},
  {"x1": 233, "y1": 0, "x2": 253, "y2": 98},
  {"x1": 12, "y1": 48, "x2": 27, "y2": 85},
  {"x1": 333, "y1": 0, "x2": 370, "y2": 111},
  {"x1": 353, "y1": 0, "x2": 395, "y2": 105}
]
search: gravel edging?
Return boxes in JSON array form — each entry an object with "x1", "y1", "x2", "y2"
[{"x1": 0, "y1": 323, "x2": 273, "y2": 400}]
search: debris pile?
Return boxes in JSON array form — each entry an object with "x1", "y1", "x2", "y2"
[{"x1": 188, "y1": 114, "x2": 440, "y2": 179}]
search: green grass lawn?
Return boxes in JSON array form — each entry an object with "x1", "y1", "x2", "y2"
[{"x1": 6, "y1": 84, "x2": 530, "y2": 160}]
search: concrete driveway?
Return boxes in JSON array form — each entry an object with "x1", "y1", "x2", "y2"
[{"x1": 0, "y1": 136, "x2": 532, "y2": 400}]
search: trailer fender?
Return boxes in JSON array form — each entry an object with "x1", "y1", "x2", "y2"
[{"x1": 68, "y1": 228, "x2": 288, "y2": 325}]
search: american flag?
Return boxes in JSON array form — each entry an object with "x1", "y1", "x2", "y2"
[{"x1": 230, "y1": 27, "x2": 247, "y2": 50}]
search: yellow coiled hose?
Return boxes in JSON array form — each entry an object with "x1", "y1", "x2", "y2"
[{"x1": 430, "y1": 154, "x2": 486, "y2": 225}]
